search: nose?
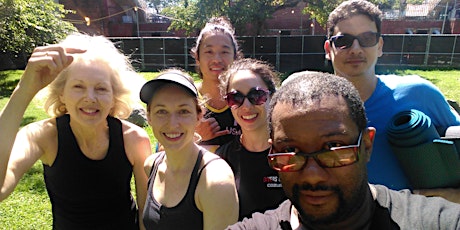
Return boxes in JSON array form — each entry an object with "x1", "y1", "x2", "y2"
[
  {"x1": 300, "y1": 157, "x2": 329, "y2": 185},
  {"x1": 212, "y1": 53, "x2": 223, "y2": 62},
  {"x1": 349, "y1": 39, "x2": 364, "y2": 54},
  {"x1": 84, "y1": 89, "x2": 96, "y2": 102},
  {"x1": 240, "y1": 97, "x2": 252, "y2": 108},
  {"x1": 167, "y1": 113, "x2": 180, "y2": 127}
]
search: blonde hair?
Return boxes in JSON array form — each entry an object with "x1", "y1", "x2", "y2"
[{"x1": 44, "y1": 33, "x2": 141, "y2": 119}]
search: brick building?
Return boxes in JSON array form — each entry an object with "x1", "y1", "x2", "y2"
[{"x1": 59, "y1": 0, "x2": 459, "y2": 37}]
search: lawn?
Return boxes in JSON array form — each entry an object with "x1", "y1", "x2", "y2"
[{"x1": 0, "y1": 69, "x2": 459, "y2": 229}]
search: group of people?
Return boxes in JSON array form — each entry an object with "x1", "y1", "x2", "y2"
[{"x1": 1, "y1": 0, "x2": 459, "y2": 229}]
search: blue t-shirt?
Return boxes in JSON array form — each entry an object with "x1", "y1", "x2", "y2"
[{"x1": 365, "y1": 75, "x2": 460, "y2": 190}]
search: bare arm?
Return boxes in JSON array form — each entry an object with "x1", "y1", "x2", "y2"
[
  {"x1": 196, "y1": 157, "x2": 239, "y2": 230},
  {"x1": 0, "y1": 45, "x2": 84, "y2": 200},
  {"x1": 122, "y1": 120, "x2": 152, "y2": 230}
]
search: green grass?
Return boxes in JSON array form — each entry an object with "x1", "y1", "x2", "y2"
[
  {"x1": 394, "y1": 70, "x2": 460, "y2": 103},
  {"x1": 0, "y1": 69, "x2": 459, "y2": 228}
]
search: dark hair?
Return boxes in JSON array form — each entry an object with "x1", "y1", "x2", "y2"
[
  {"x1": 327, "y1": 0, "x2": 382, "y2": 38},
  {"x1": 191, "y1": 16, "x2": 242, "y2": 78},
  {"x1": 218, "y1": 58, "x2": 279, "y2": 97},
  {"x1": 268, "y1": 71, "x2": 367, "y2": 136}
]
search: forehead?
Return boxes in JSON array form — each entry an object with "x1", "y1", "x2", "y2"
[
  {"x1": 229, "y1": 70, "x2": 265, "y2": 88},
  {"x1": 201, "y1": 32, "x2": 234, "y2": 49},
  {"x1": 66, "y1": 62, "x2": 112, "y2": 84},
  {"x1": 333, "y1": 14, "x2": 377, "y2": 35},
  {"x1": 271, "y1": 96, "x2": 355, "y2": 138}
]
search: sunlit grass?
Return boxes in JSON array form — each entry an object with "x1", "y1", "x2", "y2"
[{"x1": 1, "y1": 68, "x2": 459, "y2": 228}]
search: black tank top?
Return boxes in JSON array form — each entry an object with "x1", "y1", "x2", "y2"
[
  {"x1": 143, "y1": 150, "x2": 219, "y2": 229},
  {"x1": 43, "y1": 114, "x2": 138, "y2": 230}
]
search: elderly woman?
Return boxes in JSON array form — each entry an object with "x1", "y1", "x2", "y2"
[{"x1": 0, "y1": 33, "x2": 151, "y2": 229}]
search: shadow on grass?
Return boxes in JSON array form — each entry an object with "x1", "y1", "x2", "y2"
[
  {"x1": 21, "y1": 116, "x2": 39, "y2": 127},
  {"x1": 0, "y1": 72, "x2": 19, "y2": 98},
  {"x1": 16, "y1": 162, "x2": 46, "y2": 194}
]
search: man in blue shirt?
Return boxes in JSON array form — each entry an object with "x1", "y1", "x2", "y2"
[{"x1": 323, "y1": 0, "x2": 460, "y2": 202}]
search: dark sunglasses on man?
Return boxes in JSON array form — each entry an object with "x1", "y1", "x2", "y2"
[
  {"x1": 330, "y1": 31, "x2": 381, "y2": 50},
  {"x1": 268, "y1": 132, "x2": 362, "y2": 172},
  {"x1": 225, "y1": 87, "x2": 269, "y2": 109}
]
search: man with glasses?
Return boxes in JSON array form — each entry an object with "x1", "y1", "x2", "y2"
[
  {"x1": 227, "y1": 71, "x2": 460, "y2": 230},
  {"x1": 324, "y1": 0, "x2": 460, "y2": 201}
]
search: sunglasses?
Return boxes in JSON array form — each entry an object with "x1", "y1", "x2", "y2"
[
  {"x1": 225, "y1": 87, "x2": 269, "y2": 109},
  {"x1": 268, "y1": 132, "x2": 362, "y2": 172},
  {"x1": 330, "y1": 32, "x2": 380, "y2": 50}
]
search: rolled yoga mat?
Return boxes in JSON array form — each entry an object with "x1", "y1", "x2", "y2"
[{"x1": 386, "y1": 109, "x2": 460, "y2": 189}]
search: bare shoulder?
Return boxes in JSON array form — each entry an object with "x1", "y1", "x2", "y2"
[
  {"x1": 21, "y1": 118, "x2": 57, "y2": 146},
  {"x1": 120, "y1": 119, "x2": 150, "y2": 140},
  {"x1": 120, "y1": 119, "x2": 152, "y2": 166},
  {"x1": 200, "y1": 150, "x2": 234, "y2": 182},
  {"x1": 144, "y1": 152, "x2": 162, "y2": 175},
  {"x1": 19, "y1": 118, "x2": 58, "y2": 165}
]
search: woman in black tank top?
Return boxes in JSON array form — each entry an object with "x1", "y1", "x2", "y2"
[
  {"x1": 140, "y1": 69, "x2": 239, "y2": 229},
  {"x1": 0, "y1": 33, "x2": 151, "y2": 229}
]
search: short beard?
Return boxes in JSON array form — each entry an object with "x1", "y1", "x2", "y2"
[{"x1": 291, "y1": 183, "x2": 361, "y2": 225}]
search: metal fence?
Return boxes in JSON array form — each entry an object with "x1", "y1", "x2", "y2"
[{"x1": 110, "y1": 34, "x2": 460, "y2": 74}]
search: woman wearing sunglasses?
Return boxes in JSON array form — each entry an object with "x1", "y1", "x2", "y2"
[
  {"x1": 216, "y1": 58, "x2": 286, "y2": 220},
  {"x1": 191, "y1": 17, "x2": 243, "y2": 152},
  {"x1": 139, "y1": 69, "x2": 239, "y2": 230}
]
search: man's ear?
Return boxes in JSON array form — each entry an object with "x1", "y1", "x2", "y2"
[
  {"x1": 377, "y1": 37, "x2": 384, "y2": 57},
  {"x1": 324, "y1": 40, "x2": 332, "y2": 60},
  {"x1": 363, "y1": 127, "x2": 376, "y2": 162}
]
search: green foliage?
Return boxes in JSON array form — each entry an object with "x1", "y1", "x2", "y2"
[
  {"x1": 228, "y1": 0, "x2": 286, "y2": 35},
  {"x1": 161, "y1": 0, "x2": 294, "y2": 35},
  {"x1": 0, "y1": 0, "x2": 76, "y2": 56},
  {"x1": 302, "y1": 0, "x2": 394, "y2": 28},
  {"x1": 406, "y1": 0, "x2": 425, "y2": 4}
]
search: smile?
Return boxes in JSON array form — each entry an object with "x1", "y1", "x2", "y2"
[{"x1": 242, "y1": 114, "x2": 257, "y2": 120}]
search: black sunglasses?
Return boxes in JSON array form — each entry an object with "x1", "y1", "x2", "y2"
[
  {"x1": 268, "y1": 132, "x2": 362, "y2": 172},
  {"x1": 330, "y1": 32, "x2": 381, "y2": 50},
  {"x1": 224, "y1": 87, "x2": 269, "y2": 109}
]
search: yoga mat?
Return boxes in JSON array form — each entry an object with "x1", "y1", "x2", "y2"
[{"x1": 386, "y1": 109, "x2": 460, "y2": 189}]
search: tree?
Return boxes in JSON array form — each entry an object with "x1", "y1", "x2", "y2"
[
  {"x1": 303, "y1": 0, "x2": 395, "y2": 28},
  {"x1": 161, "y1": 0, "x2": 299, "y2": 36},
  {"x1": 147, "y1": 0, "x2": 182, "y2": 14},
  {"x1": 0, "y1": 0, "x2": 76, "y2": 70}
]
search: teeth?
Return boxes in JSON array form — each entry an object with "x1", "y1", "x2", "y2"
[
  {"x1": 82, "y1": 108, "x2": 97, "y2": 113},
  {"x1": 165, "y1": 133, "x2": 181, "y2": 138},
  {"x1": 242, "y1": 114, "x2": 257, "y2": 120}
]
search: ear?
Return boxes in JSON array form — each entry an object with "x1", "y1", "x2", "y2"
[
  {"x1": 377, "y1": 37, "x2": 384, "y2": 58},
  {"x1": 59, "y1": 91, "x2": 65, "y2": 104},
  {"x1": 363, "y1": 127, "x2": 376, "y2": 162},
  {"x1": 194, "y1": 53, "x2": 200, "y2": 64},
  {"x1": 324, "y1": 40, "x2": 332, "y2": 60},
  {"x1": 146, "y1": 108, "x2": 153, "y2": 125}
]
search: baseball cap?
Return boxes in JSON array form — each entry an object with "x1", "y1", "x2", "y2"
[{"x1": 140, "y1": 72, "x2": 198, "y2": 104}]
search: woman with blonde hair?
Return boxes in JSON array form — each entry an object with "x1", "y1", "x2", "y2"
[{"x1": 0, "y1": 33, "x2": 151, "y2": 229}]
